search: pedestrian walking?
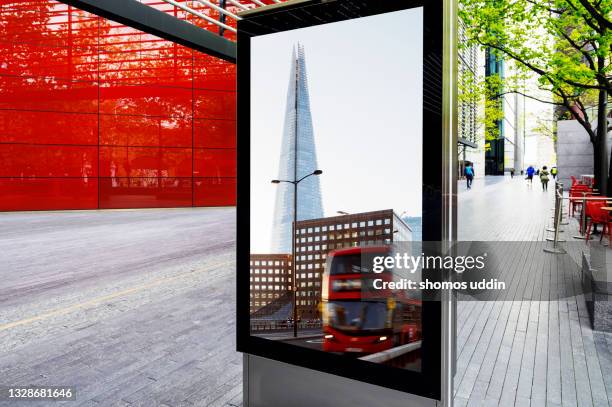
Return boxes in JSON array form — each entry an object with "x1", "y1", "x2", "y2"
[
  {"x1": 510, "y1": 168, "x2": 515, "y2": 178},
  {"x1": 465, "y1": 163, "x2": 474, "y2": 189},
  {"x1": 540, "y1": 165, "x2": 550, "y2": 191},
  {"x1": 551, "y1": 166, "x2": 557, "y2": 179},
  {"x1": 526, "y1": 165, "x2": 535, "y2": 185}
]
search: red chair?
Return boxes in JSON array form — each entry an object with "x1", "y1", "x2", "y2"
[
  {"x1": 585, "y1": 201, "x2": 609, "y2": 242},
  {"x1": 571, "y1": 176, "x2": 578, "y2": 187},
  {"x1": 570, "y1": 185, "x2": 592, "y2": 217},
  {"x1": 602, "y1": 218, "x2": 612, "y2": 244}
]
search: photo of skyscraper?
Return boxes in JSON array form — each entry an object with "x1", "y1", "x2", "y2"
[{"x1": 270, "y1": 44, "x2": 324, "y2": 254}]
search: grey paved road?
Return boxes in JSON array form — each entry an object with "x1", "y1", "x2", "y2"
[
  {"x1": 0, "y1": 207, "x2": 240, "y2": 407},
  {"x1": 455, "y1": 176, "x2": 612, "y2": 406}
]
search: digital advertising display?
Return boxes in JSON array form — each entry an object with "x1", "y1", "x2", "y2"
[{"x1": 237, "y1": 0, "x2": 445, "y2": 399}]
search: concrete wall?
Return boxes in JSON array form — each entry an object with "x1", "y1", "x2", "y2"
[{"x1": 557, "y1": 120, "x2": 595, "y2": 188}]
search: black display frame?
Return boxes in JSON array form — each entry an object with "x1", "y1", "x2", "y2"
[{"x1": 236, "y1": 0, "x2": 444, "y2": 400}]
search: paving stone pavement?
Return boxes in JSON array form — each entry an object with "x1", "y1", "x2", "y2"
[
  {"x1": 0, "y1": 207, "x2": 242, "y2": 407},
  {"x1": 456, "y1": 176, "x2": 612, "y2": 406}
]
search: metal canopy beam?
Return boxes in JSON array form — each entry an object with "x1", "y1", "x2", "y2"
[
  {"x1": 457, "y1": 137, "x2": 477, "y2": 148},
  {"x1": 60, "y1": 0, "x2": 236, "y2": 63}
]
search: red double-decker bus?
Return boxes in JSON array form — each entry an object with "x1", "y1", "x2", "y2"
[{"x1": 321, "y1": 246, "x2": 421, "y2": 355}]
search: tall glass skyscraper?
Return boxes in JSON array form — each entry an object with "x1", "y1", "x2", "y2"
[{"x1": 271, "y1": 44, "x2": 324, "y2": 253}]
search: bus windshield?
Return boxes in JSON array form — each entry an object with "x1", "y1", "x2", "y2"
[
  {"x1": 329, "y1": 254, "x2": 372, "y2": 275},
  {"x1": 327, "y1": 301, "x2": 387, "y2": 331}
]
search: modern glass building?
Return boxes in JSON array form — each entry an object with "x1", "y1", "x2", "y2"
[
  {"x1": 484, "y1": 48, "x2": 506, "y2": 176},
  {"x1": 0, "y1": 0, "x2": 237, "y2": 211},
  {"x1": 270, "y1": 44, "x2": 324, "y2": 253}
]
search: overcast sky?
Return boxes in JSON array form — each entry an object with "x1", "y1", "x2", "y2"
[{"x1": 250, "y1": 7, "x2": 424, "y2": 253}]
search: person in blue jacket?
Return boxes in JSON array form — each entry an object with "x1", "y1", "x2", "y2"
[
  {"x1": 526, "y1": 165, "x2": 535, "y2": 184},
  {"x1": 465, "y1": 163, "x2": 475, "y2": 189}
]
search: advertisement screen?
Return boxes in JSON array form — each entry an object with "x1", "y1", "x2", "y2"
[
  {"x1": 238, "y1": 0, "x2": 443, "y2": 399},
  {"x1": 250, "y1": 6, "x2": 423, "y2": 369}
]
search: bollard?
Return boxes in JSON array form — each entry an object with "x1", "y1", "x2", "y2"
[
  {"x1": 546, "y1": 188, "x2": 564, "y2": 233},
  {"x1": 558, "y1": 184, "x2": 569, "y2": 225},
  {"x1": 546, "y1": 192, "x2": 566, "y2": 243},
  {"x1": 544, "y1": 190, "x2": 567, "y2": 254}
]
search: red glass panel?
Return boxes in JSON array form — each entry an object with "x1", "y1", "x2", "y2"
[
  {"x1": 99, "y1": 146, "x2": 192, "y2": 178},
  {"x1": 0, "y1": 0, "x2": 238, "y2": 211},
  {"x1": 0, "y1": 110, "x2": 97, "y2": 145},
  {"x1": 0, "y1": 144, "x2": 97, "y2": 177},
  {"x1": 99, "y1": 82, "x2": 192, "y2": 118},
  {"x1": 194, "y1": 119, "x2": 236, "y2": 149},
  {"x1": 99, "y1": 177, "x2": 192, "y2": 209},
  {"x1": 0, "y1": 1, "x2": 99, "y2": 82},
  {"x1": 0, "y1": 177, "x2": 98, "y2": 211},
  {"x1": 98, "y1": 50, "x2": 192, "y2": 87},
  {"x1": 0, "y1": 75, "x2": 98, "y2": 113},
  {"x1": 193, "y1": 148, "x2": 236, "y2": 178},
  {"x1": 194, "y1": 90, "x2": 236, "y2": 120},
  {"x1": 0, "y1": 45, "x2": 98, "y2": 82},
  {"x1": 194, "y1": 54, "x2": 236, "y2": 91},
  {"x1": 194, "y1": 177, "x2": 236, "y2": 206},
  {"x1": 100, "y1": 114, "x2": 191, "y2": 147}
]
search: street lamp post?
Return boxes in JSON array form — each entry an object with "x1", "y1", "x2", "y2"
[{"x1": 272, "y1": 169, "x2": 322, "y2": 338}]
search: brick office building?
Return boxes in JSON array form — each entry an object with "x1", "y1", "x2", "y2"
[{"x1": 249, "y1": 254, "x2": 292, "y2": 314}]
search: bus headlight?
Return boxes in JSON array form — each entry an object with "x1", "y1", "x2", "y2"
[
  {"x1": 324, "y1": 334, "x2": 334, "y2": 339},
  {"x1": 378, "y1": 336, "x2": 388, "y2": 342},
  {"x1": 332, "y1": 279, "x2": 362, "y2": 291}
]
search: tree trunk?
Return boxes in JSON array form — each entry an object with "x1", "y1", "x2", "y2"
[
  {"x1": 597, "y1": 89, "x2": 608, "y2": 196},
  {"x1": 593, "y1": 141, "x2": 601, "y2": 189}
]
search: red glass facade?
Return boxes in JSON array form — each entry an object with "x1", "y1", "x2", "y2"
[{"x1": 0, "y1": 0, "x2": 236, "y2": 211}]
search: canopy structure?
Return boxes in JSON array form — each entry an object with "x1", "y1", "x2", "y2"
[{"x1": 60, "y1": 0, "x2": 289, "y2": 62}]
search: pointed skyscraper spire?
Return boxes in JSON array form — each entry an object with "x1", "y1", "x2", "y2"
[{"x1": 270, "y1": 44, "x2": 324, "y2": 254}]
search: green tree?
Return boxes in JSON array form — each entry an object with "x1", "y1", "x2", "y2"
[{"x1": 459, "y1": 0, "x2": 611, "y2": 192}]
